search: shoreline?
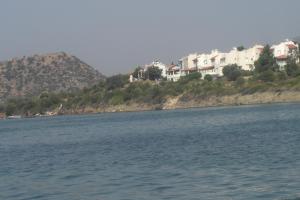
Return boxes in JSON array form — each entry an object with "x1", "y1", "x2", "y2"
[{"x1": 2, "y1": 90, "x2": 300, "y2": 119}]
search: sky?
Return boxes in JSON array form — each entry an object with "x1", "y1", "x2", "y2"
[{"x1": 1, "y1": 0, "x2": 300, "y2": 76}]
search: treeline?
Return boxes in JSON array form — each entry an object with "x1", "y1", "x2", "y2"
[{"x1": 1, "y1": 45, "x2": 300, "y2": 117}]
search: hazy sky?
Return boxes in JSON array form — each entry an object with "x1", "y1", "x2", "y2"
[{"x1": 1, "y1": 0, "x2": 300, "y2": 75}]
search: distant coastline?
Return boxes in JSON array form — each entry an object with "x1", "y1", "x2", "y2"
[
  {"x1": 1, "y1": 42, "x2": 300, "y2": 119},
  {"x1": 62, "y1": 90, "x2": 300, "y2": 114},
  {"x1": 2, "y1": 90, "x2": 300, "y2": 120}
]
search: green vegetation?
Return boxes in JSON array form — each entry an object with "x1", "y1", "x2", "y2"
[
  {"x1": 222, "y1": 64, "x2": 242, "y2": 81},
  {"x1": 1, "y1": 45, "x2": 300, "y2": 117},
  {"x1": 145, "y1": 66, "x2": 162, "y2": 81},
  {"x1": 254, "y1": 45, "x2": 277, "y2": 73},
  {"x1": 237, "y1": 46, "x2": 245, "y2": 51},
  {"x1": 204, "y1": 74, "x2": 213, "y2": 81}
]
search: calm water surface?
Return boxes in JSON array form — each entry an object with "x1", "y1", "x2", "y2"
[{"x1": 0, "y1": 103, "x2": 300, "y2": 200}]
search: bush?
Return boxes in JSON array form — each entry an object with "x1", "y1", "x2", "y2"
[
  {"x1": 204, "y1": 74, "x2": 213, "y2": 81},
  {"x1": 106, "y1": 74, "x2": 129, "y2": 90},
  {"x1": 241, "y1": 70, "x2": 254, "y2": 77},
  {"x1": 235, "y1": 77, "x2": 245, "y2": 86},
  {"x1": 179, "y1": 72, "x2": 202, "y2": 84},
  {"x1": 222, "y1": 64, "x2": 242, "y2": 81},
  {"x1": 257, "y1": 70, "x2": 276, "y2": 82},
  {"x1": 109, "y1": 91, "x2": 125, "y2": 105},
  {"x1": 277, "y1": 71, "x2": 288, "y2": 81},
  {"x1": 5, "y1": 102, "x2": 17, "y2": 116},
  {"x1": 285, "y1": 60, "x2": 300, "y2": 77}
]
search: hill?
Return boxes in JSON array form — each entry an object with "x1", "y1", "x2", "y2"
[{"x1": 0, "y1": 52, "x2": 105, "y2": 101}]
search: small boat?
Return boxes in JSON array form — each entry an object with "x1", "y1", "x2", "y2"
[{"x1": 7, "y1": 115, "x2": 22, "y2": 119}]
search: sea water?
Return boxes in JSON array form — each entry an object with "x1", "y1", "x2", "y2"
[{"x1": 0, "y1": 103, "x2": 300, "y2": 200}]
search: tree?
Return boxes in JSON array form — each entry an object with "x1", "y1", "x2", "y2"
[
  {"x1": 204, "y1": 74, "x2": 213, "y2": 81},
  {"x1": 222, "y1": 64, "x2": 242, "y2": 81},
  {"x1": 145, "y1": 66, "x2": 162, "y2": 81},
  {"x1": 237, "y1": 46, "x2": 245, "y2": 51},
  {"x1": 285, "y1": 59, "x2": 300, "y2": 77},
  {"x1": 254, "y1": 45, "x2": 277, "y2": 73},
  {"x1": 106, "y1": 74, "x2": 129, "y2": 90}
]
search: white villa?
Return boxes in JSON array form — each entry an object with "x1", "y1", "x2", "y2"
[
  {"x1": 167, "y1": 44, "x2": 264, "y2": 81},
  {"x1": 271, "y1": 39, "x2": 299, "y2": 70}
]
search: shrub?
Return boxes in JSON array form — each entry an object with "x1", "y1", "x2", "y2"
[
  {"x1": 222, "y1": 64, "x2": 242, "y2": 81},
  {"x1": 5, "y1": 102, "x2": 17, "y2": 116},
  {"x1": 106, "y1": 74, "x2": 129, "y2": 90},
  {"x1": 179, "y1": 72, "x2": 202, "y2": 84},
  {"x1": 204, "y1": 74, "x2": 213, "y2": 81},
  {"x1": 235, "y1": 77, "x2": 245, "y2": 86},
  {"x1": 276, "y1": 71, "x2": 288, "y2": 81},
  {"x1": 109, "y1": 91, "x2": 125, "y2": 105},
  {"x1": 257, "y1": 70, "x2": 276, "y2": 82},
  {"x1": 285, "y1": 60, "x2": 300, "y2": 77}
]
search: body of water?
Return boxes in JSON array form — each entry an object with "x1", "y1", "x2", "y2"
[{"x1": 0, "y1": 103, "x2": 300, "y2": 200}]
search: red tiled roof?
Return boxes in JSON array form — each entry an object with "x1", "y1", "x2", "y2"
[
  {"x1": 286, "y1": 44, "x2": 297, "y2": 49},
  {"x1": 167, "y1": 65, "x2": 180, "y2": 71},
  {"x1": 182, "y1": 67, "x2": 197, "y2": 71},
  {"x1": 276, "y1": 55, "x2": 288, "y2": 60}
]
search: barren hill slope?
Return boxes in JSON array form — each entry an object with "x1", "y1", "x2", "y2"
[{"x1": 0, "y1": 52, "x2": 105, "y2": 101}]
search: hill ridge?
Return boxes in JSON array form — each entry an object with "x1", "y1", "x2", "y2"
[{"x1": 0, "y1": 52, "x2": 105, "y2": 101}]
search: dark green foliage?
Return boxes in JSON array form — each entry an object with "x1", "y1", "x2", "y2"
[
  {"x1": 106, "y1": 74, "x2": 129, "y2": 90},
  {"x1": 222, "y1": 64, "x2": 242, "y2": 81},
  {"x1": 257, "y1": 70, "x2": 276, "y2": 82},
  {"x1": 235, "y1": 77, "x2": 245, "y2": 86},
  {"x1": 277, "y1": 71, "x2": 288, "y2": 81},
  {"x1": 179, "y1": 72, "x2": 202, "y2": 84},
  {"x1": 132, "y1": 66, "x2": 143, "y2": 79},
  {"x1": 241, "y1": 70, "x2": 254, "y2": 77},
  {"x1": 145, "y1": 66, "x2": 162, "y2": 81},
  {"x1": 204, "y1": 74, "x2": 213, "y2": 81},
  {"x1": 237, "y1": 46, "x2": 245, "y2": 51},
  {"x1": 108, "y1": 90, "x2": 125, "y2": 105},
  {"x1": 285, "y1": 59, "x2": 300, "y2": 77},
  {"x1": 0, "y1": 104, "x2": 4, "y2": 113},
  {"x1": 254, "y1": 45, "x2": 277, "y2": 73},
  {"x1": 5, "y1": 102, "x2": 17, "y2": 116}
]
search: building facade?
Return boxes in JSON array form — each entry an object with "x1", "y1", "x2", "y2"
[{"x1": 271, "y1": 39, "x2": 299, "y2": 70}]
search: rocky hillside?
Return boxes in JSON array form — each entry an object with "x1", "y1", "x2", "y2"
[{"x1": 0, "y1": 52, "x2": 105, "y2": 101}]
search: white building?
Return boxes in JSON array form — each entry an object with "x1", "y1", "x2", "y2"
[
  {"x1": 271, "y1": 39, "x2": 299, "y2": 70},
  {"x1": 176, "y1": 44, "x2": 264, "y2": 79},
  {"x1": 225, "y1": 45, "x2": 264, "y2": 71},
  {"x1": 166, "y1": 64, "x2": 182, "y2": 82}
]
